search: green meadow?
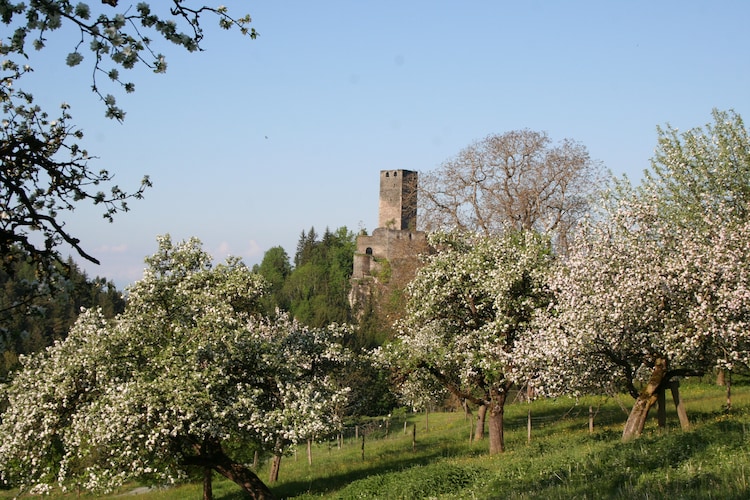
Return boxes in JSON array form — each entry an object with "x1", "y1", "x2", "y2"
[{"x1": 4, "y1": 378, "x2": 750, "y2": 499}]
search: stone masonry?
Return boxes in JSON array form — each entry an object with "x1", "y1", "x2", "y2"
[{"x1": 349, "y1": 170, "x2": 431, "y2": 317}]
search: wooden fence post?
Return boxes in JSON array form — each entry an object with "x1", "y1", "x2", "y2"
[
  {"x1": 469, "y1": 413, "x2": 474, "y2": 443},
  {"x1": 727, "y1": 371, "x2": 733, "y2": 412},
  {"x1": 589, "y1": 406, "x2": 594, "y2": 433},
  {"x1": 412, "y1": 423, "x2": 416, "y2": 452},
  {"x1": 361, "y1": 435, "x2": 365, "y2": 461},
  {"x1": 527, "y1": 408, "x2": 532, "y2": 444}
]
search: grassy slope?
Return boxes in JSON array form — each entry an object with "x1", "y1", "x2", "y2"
[
  {"x1": 4, "y1": 379, "x2": 749, "y2": 499},
  {"x1": 230, "y1": 379, "x2": 750, "y2": 500}
]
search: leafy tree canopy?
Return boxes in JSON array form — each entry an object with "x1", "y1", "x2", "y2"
[
  {"x1": 643, "y1": 108, "x2": 750, "y2": 231},
  {"x1": 285, "y1": 226, "x2": 355, "y2": 328},
  {"x1": 253, "y1": 246, "x2": 293, "y2": 316}
]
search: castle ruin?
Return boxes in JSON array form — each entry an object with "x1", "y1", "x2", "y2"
[{"x1": 349, "y1": 170, "x2": 431, "y2": 317}]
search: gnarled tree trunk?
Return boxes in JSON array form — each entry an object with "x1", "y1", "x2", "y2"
[
  {"x1": 188, "y1": 439, "x2": 275, "y2": 500},
  {"x1": 212, "y1": 454, "x2": 276, "y2": 500},
  {"x1": 488, "y1": 388, "x2": 508, "y2": 454},
  {"x1": 622, "y1": 358, "x2": 667, "y2": 442}
]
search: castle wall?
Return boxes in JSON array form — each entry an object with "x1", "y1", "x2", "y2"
[
  {"x1": 352, "y1": 228, "x2": 430, "y2": 280},
  {"x1": 350, "y1": 170, "x2": 431, "y2": 318}
]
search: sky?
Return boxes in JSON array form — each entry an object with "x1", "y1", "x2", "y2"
[{"x1": 17, "y1": 1, "x2": 750, "y2": 289}]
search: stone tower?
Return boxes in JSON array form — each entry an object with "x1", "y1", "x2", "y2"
[
  {"x1": 378, "y1": 170, "x2": 418, "y2": 231},
  {"x1": 350, "y1": 170, "x2": 431, "y2": 319}
]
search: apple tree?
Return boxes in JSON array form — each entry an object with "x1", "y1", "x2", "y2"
[
  {"x1": 381, "y1": 229, "x2": 553, "y2": 454},
  {"x1": 522, "y1": 110, "x2": 750, "y2": 441},
  {"x1": 524, "y1": 194, "x2": 750, "y2": 441},
  {"x1": 643, "y1": 109, "x2": 750, "y2": 231},
  {"x1": 0, "y1": 236, "x2": 350, "y2": 499}
]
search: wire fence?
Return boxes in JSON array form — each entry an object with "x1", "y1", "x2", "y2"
[{"x1": 316, "y1": 379, "x2": 742, "y2": 455}]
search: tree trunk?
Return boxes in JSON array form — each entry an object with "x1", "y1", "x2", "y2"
[
  {"x1": 670, "y1": 380, "x2": 690, "y2": 430},
  {"x1": 187, "y1": 440, "x2": 275, "y2": 500},
  {"x1": 488, "y1": 388, "x2": 508, "y2": 454},
  {"x1": 208, "y1": 450, "x2": 275, "y2": 500},
  {"x1": 475, "y1": 404, "x2": 487, "y2": 441},
  {"x1": 269, "y1": 454, "x2": 282, "y2": 483},
  {"x1": 203, "y1": 467, "x2": 213, "y2": 500},
  {"x1": 622, "y1": 358, "x2": 668, "y2": 442}
]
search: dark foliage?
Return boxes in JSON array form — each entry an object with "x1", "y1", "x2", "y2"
[{"x1": 0, "y1": 248, "x2": 125, "y2": 380}]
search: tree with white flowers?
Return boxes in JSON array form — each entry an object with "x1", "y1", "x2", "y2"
[
  {"x1": 0, "y1": 236, "x2": 350, "y2": 499},
  {"x1": 381, "y1": 230, "x2": 553, "y2": 454},
  {"x1": 642, "y1": 109, "x2": 750, "y2": 232},
  {"x1": 524, "y1": 110, "x2": 750, "y2": 441},
  {"x1": 527, "y1": 197, "x2": 750, "y2": 441}
]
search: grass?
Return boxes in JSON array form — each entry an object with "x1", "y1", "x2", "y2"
[{"x1": 3, "y1": 378, "x2": 750, "y2": 499}]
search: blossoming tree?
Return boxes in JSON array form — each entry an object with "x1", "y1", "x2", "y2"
[
  {"x1": 643, "y1": 109, "x2": 750, "y2": 231},
  {"x1": 528, "y1": 197, "x2": 750, "y2": 441},
  {"x1": 0, "y1": 236, "x2": 350, "y2": 499},
  {"x1": 381, "y1": 230, "x2": 553, "y2": 454},
  {"x1": 523, "y1": 110, "x2": 750, "y2": 441}
]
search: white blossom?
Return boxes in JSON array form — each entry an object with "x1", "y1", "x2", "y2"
[{"x1": 0, "y1": 236, "x2": 351, "y2": 494}]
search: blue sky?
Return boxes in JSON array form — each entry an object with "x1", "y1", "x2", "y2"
[{"x1": 20, "y1": 1, "x2": 750, "y2": 289}]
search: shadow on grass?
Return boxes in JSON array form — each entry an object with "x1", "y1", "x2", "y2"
[
  {"x1": 268, "y1": 442, "x2": 472, "y2": 499},
  {"x1": 502, "y1": 398, "x2": 630, "y2": 442},
  {"x1": 211, "y1": 402, "x2": 750, "y2": 499},
  {"x1": 485, "y1": 414, "x2": 750, "y2": 499}
]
